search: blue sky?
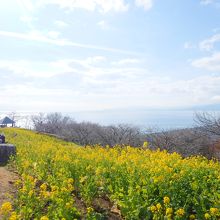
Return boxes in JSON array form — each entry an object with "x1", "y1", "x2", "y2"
[{"x1": 1, "y1": 0, "x2": 220, "y2": 112}]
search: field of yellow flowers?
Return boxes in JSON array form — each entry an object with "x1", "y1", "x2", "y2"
[{"x1": 0, "y1": 128, "x2": 220, "y2": 220}]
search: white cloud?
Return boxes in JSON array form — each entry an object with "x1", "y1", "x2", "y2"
[
  {"x1": 17, "y1": 0, "x2": 34, "y2": 12},
  {"x1": 137, "y1": 75, "x2": 220, "y2": 107},
  {"x1": 84, "y1": 56, "x2": 106, "y2": 65},
  {"x1": 20, "y1": 15, "x2": 35, "y2": 24},
  {"x1": 0, "y1": 85, "x2": 70, "y2": 97},
  {"x1": 199, "y1": 33, "x2": 220, "y2": 51},
  {"x1": 0, "y1": 30, "x2": 134, "y2": 54},
  {"x1": 191, "y1": 52, "x2": 220, "y2": 71},
  {"x1": 18, "y1": 0, "x2": 155, "y2": 13},
  {"x1": 0, "y1": 84, "x2": 80, "y2": 112},
  {"x1": 97, "y1": 20, "x2": 106, "y2": 27},
  {"x1": 0, "y1": 60, "x2": 67, "y2": 78},
  {"x1": 54, "y1": 20, "x2": 69, "y2": 27},
  {"x1": 0, "y1": 56, "x2": 107, "y2": 79},
  {"x1": 200, "y1": 0, "x2": 220, "y2": 6},
  {"x1": 1, "y1": 56, "x2": 220, "y2": 111},
  {"x1": 1, "y1": 56, "x2": 214, "y2": 108},
  {"x1": 200, "y1": 0, "x2": 214, "y2": 5},
  {"x1": 97, "y1": 20, "x2": 110, "y2": 30},
  {"x1": 0, "y1": 30, "x2": 65, "y2": 45},
  {"x1": 52, "y1": 57, "x2": 145, "y2": 80},
  {"x1": 47, "y1": 31, "x2": 61, "y2": 39},
  {"x1": 49, "y1": 56, "x2": 106, "y2": 74},
  {"x1": 184, "y1": 42, "x2": 196, "y2": 49},
  {"x1": 37, "y1": 0, "x2": 129, "y2": 13},
  {"x1": 112, "y1": 58, "x2": 141, "y2": 65},
  {"x1": 135, "y1": 0, "x2": 153, "y2": 10},
  {"x1": 211, "y1": 95, "x2": 220, "y2": 101}
]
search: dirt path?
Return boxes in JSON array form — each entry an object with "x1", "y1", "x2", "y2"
[{"x1": 0, "y1": 166, "x2": 18, "y2": 207}]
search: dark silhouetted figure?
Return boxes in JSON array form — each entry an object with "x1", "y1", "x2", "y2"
[{"x1": 0, "y1": 134, "x2": 5, "y2": 143}]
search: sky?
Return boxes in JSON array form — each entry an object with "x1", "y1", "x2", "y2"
[{"x1": 1, "y1": 0, "x2": 220, "y2": 113}]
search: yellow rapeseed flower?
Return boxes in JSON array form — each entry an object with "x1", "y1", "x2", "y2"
[
  {"x1": 166, "y1": 208, "x2": 173, "y2": 215},
  {"x1": 40, "y1": 183, "x2": 47, "y2": 191},
  {"x1": 67, "y1": 178, "x2": 74, "y2": 184},
  {"x1": 210, "y1": 207, "x2": 218, "y2": 216},
  {"x1": 189, "y1": 214, "x2": 196, "y2": 219},
  {"x1": 14, "y1": 179, "x2": 22, "y2": 186},
  {"x1": 150, "y1": 205, "x2": 157, "y2": 213},
  {"x1": 204, "y1": 213, "x2": 211, "y2": 219},
  {"x1": 28, "y1": 190, "x2": 34, "y2": 197},
  {"x1": 51, "y1": 185, "x2": 58, "y2": 192},
  {"x1": 87, "y1": 207, "x2": 94, "y2": 214},
  {"x1": 176, "y1": 208, "x2": 185, "y2": 217},
  {"x1": 3, "y1": 128, "x2": 220, "y2": 220},
  {"x1": 40, "y1": 216, "x2": 49, "y2": 220},
  {"x1": 163, "y1": 196, "x2": 170, "y2": 204},
  {"x1": 0, "y1": 202, "x2": 12, "y2": 214},
  {"x1": 143, "y1": 141, "x2": 148, "y2": 148},
  {"x1": 61, "y1": 187, "x2": 68, "y2": 192},
  {"x1": 9, "y1": 212, "x2": 17, "y2": 220},
  {"x1": 67, "y1": 184, "x2": 74, "y2": 191},
  {"x1": 156, "y1": 203, "x2": 162, "y2": 211},
  {"x1": 65, "y1": 202, "x2": 72, "y2": 209}
]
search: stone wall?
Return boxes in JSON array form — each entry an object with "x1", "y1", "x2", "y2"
[{"x1": 0, "y1": 144, "x2": 16, "y2": 165}]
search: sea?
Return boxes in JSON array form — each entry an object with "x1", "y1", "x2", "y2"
[{"x1": 0, "y1": 109, "x2": 202, "y2": 131}]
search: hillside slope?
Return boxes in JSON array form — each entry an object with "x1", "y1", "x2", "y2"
[{"x1": 0, "y1": 128, "x2": 220, "y2": 220}]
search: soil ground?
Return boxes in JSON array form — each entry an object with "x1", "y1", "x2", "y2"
[
  {"x1": 0, "y1": 167, "x2": 121, "y2": 219},
  {"x1": 0, "y1": 166, "x2": 18, "y2": 208}
]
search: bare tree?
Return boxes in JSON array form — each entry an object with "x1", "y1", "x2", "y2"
[
  {"x1": 31, "y1": 112, "x2": 214, "y2": 158},
  {"x1": 32, "y1": 113, "x2": 47, "y2": 132},
  {"x1": 146, "y1": 128, "x2": 211, "y2": 157},
  {"x1": 8, "y1": 111, "x2": 18, "y2": 121},
  {"x1": 194, "y1": 112, "x2": 220, "y2": 137},
  {"x1": 31, "y1": 113, "x2": 145, "y2": 147}
]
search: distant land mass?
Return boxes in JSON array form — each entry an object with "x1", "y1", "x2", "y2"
[{"x1": 187, "y1": 103, "x2": 220, "y2": 111}]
